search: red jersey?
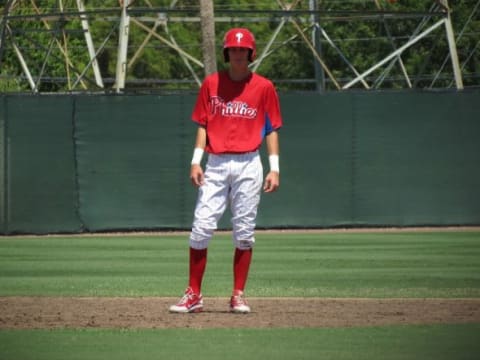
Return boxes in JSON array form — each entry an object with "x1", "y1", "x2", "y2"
[{"x1": 191, "y1": 71, "x2": 283, "y2": 154}]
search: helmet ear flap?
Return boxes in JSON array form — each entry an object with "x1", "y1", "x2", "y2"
[{"x1": 248, "y1": 49, "x2": 254, "y2": 62}]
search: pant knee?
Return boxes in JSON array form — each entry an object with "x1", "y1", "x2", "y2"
[{"x1": 190, "y1": 224, "x2": 214, "y2": 249}]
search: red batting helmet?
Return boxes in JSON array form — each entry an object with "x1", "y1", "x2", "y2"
[{"x1": 223, "y1": 28, "x2": 256, "y2": 62}]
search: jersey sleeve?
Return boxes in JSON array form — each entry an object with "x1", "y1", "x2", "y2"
[
  {"x1": 191, "y1": 79, "x2": 210, "y2": 126},
  {"x1": 264, "y1": 82, "x2": 283, "y2": 130}
]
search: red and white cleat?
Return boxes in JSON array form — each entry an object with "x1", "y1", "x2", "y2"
[
  {"x1": 169, "y1": 287, "x2": 203, "y2": 313},
  {"x1": 229, "y1": 290, "x2": 251, "y2": 313}
]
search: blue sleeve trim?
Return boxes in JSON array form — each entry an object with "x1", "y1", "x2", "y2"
[{"x1": 262, "y1": 114, "x2": 274, "y2": 139}]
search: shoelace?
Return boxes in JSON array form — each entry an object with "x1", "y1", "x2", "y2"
[
  {"x1": 232, "y1": 295, "x2": 246, "y2": 305},
  {"x1": 178, "y1": 292, "x2": 194, "y2": 305}
]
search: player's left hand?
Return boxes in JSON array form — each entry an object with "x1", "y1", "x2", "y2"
[
  {"x1": 190, "y1": 164, "x2": 205, "y2": 187},
  {"x1": 263, "y1": 172, "x2": 279, "y2": 193}
]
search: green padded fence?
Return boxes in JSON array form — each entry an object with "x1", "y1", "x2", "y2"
[
  {"x1": 74, "y1": 95, "x2": 196, "y2": 231},
  {"x1": 351, "y1": 91, "x2": 480, "y2": 226},
  {"x1": 0, "y1": 90, "x2": 479, "y2": 234},
  {"x1": 0, "y1": 96, "x2": 81, "y2": 234},
  {"x1": 256, "y1": 92, "x2": 354, "y2": 228},
  {"x1": 0, "y1": 97, "x2": 5, "y2": 233}
]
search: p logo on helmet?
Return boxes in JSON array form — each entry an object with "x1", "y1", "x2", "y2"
[
  {"x1": 235, "y1": 32, "x2": 244, "y2": 43},
  {"x1": 223, "y1": 28, "x2": 256, "y2": 62}
]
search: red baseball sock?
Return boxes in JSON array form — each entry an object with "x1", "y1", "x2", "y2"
[
  {"x1": 188, "y1": 247, "x2": 207, "y2": 294},
  {"x1": 233, "y1": 247, "x2": 253, "y2": 293}
]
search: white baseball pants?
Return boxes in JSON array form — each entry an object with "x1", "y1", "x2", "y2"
[{"x1": 189, "y1": 151, "x2": 263, "y2": 250}]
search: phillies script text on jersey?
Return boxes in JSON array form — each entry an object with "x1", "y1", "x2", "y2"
[
  {"x1": 192, "y1": 71, "x2": 283, "y2": 154},
  {"x1": 210, "y1": 97, "x2": 258, "y2": 119}
]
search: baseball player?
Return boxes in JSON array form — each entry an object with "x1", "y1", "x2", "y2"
[{"x1": 169, "y1": 27, "x2": 283, "y2": 314}]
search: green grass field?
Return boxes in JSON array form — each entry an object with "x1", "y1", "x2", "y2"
[{"x1": 1, "y1": 230, "x2": 480, "y2": 359}]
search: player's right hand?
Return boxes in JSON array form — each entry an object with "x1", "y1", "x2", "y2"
[{"x1": 190, "y1": 164, "x2": 205, "y2": 187}]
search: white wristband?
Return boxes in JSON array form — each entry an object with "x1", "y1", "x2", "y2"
[
  {"x1": 191, "y1": 147, "x2": 204, "y2": 165},
  {"x1": 269, "y1": 154, "x2": 280, "y2": 173}
]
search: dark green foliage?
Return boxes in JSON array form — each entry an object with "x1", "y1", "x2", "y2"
[{"x1": 0, "y1": 1, "x2": 478, "y2": 91}]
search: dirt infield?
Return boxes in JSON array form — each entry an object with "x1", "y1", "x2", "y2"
[{"x1": 1, "y1": 297, "x2": 480, "y2": 329}]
